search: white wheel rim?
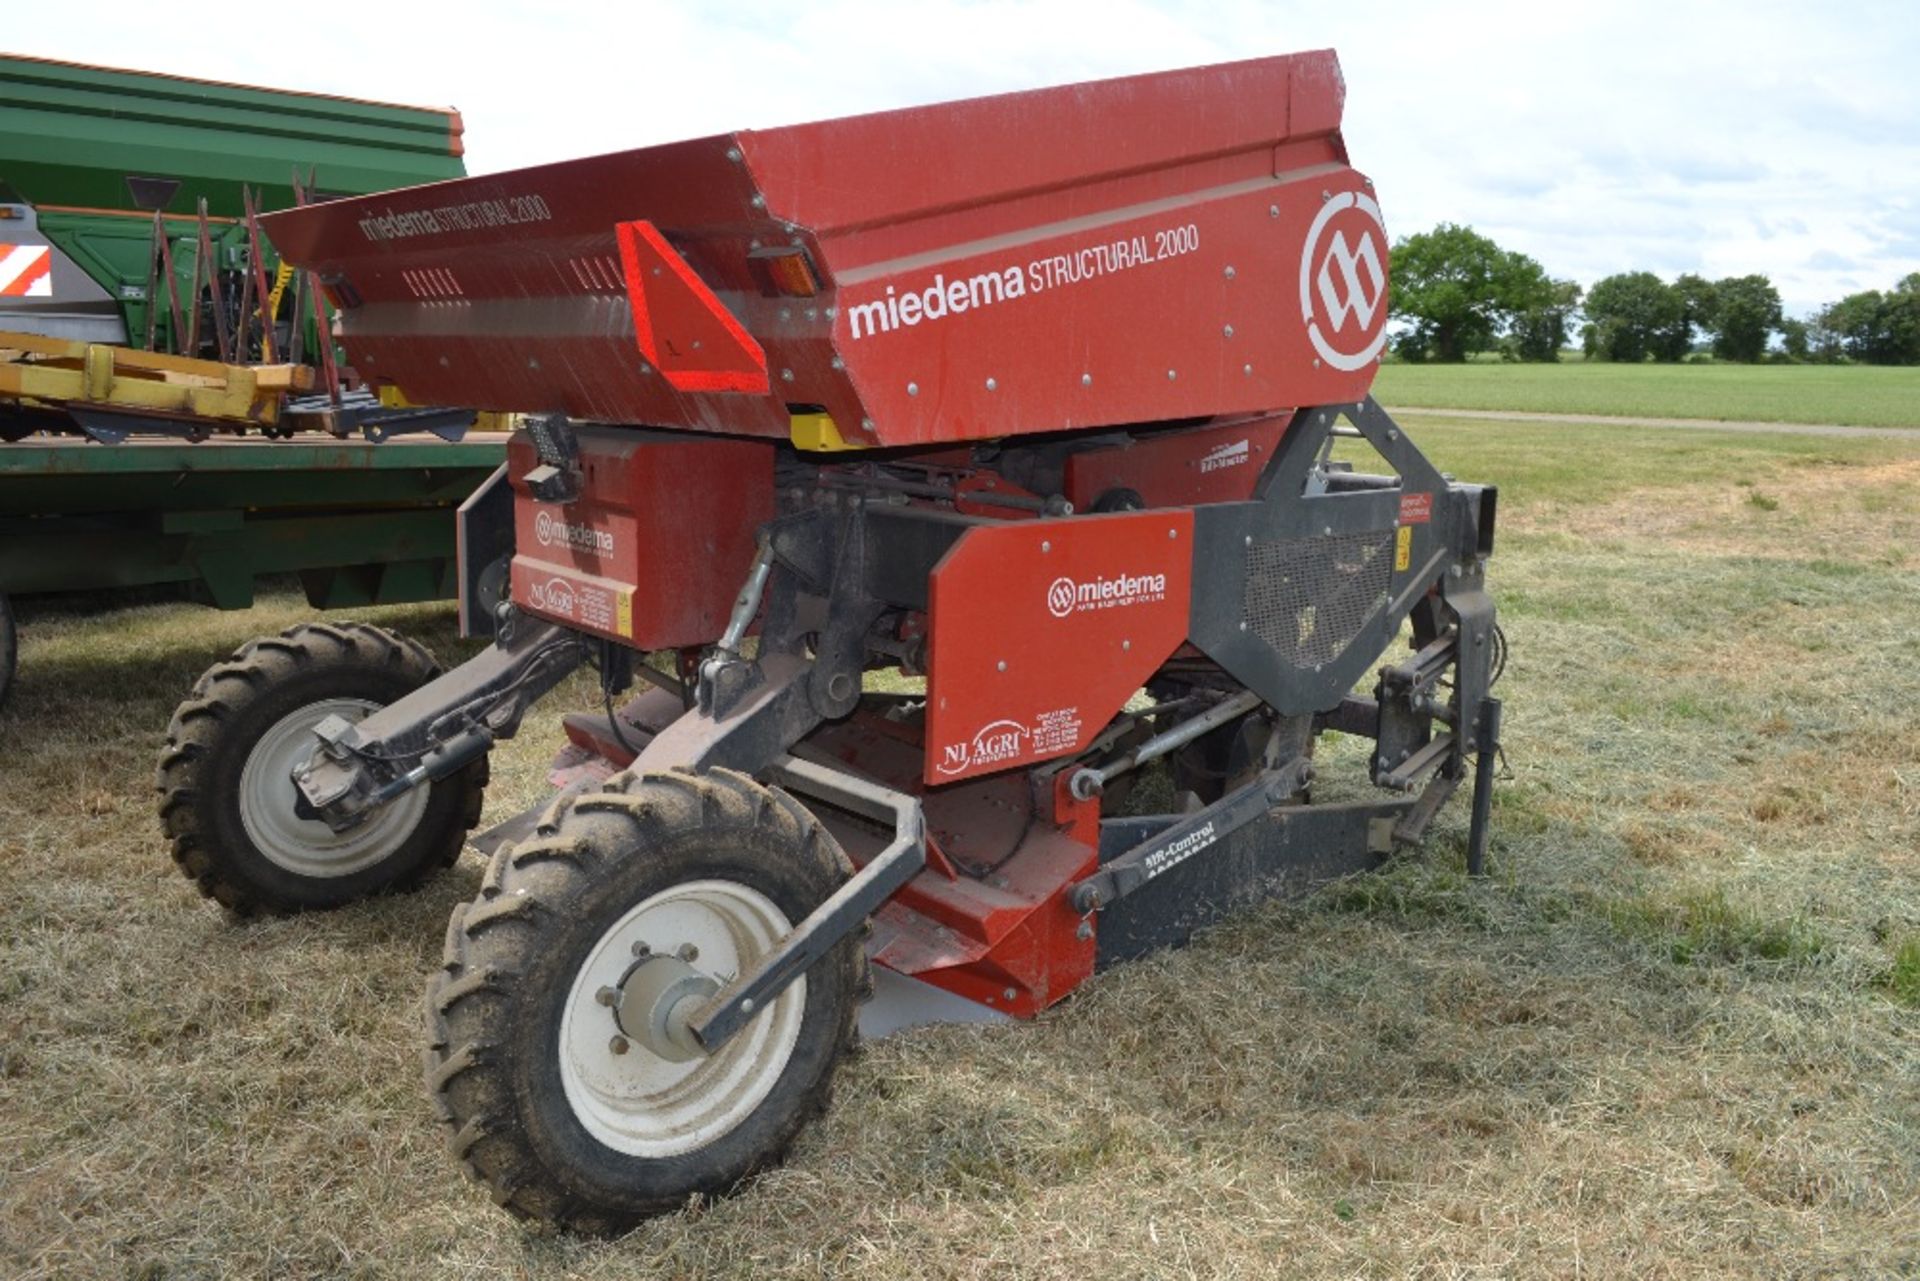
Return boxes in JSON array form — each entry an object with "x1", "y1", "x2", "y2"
[
  {"x1": 238, "y1": 698, "x2": 429, "y2": 878},
  {"x1": 559, "y1": 879, "x2": 806, "y2": 1158}
]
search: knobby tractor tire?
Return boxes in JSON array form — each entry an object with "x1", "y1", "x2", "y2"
[
  {"x1": 156, "y1": 621, "x2": 487, "y2": 916},
  {"x1": 425, "y1": 768, "x2": 868, "y2": 1233}
]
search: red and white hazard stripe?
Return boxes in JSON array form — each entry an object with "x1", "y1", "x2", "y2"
[{"x1": 0, "y1": 244, "x2": 54, "y2": 297}]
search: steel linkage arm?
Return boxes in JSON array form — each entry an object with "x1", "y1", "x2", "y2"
[
  {"x1": 1068, "y1": 689, "x2": 1264, "y2": 801},
  {"x1": 1071, "y1": 755, "x2": 1315, "y2": 913},
  {"x1": 686, "y1": 752, "x2": 926, "y2": 1051},
  {"x1": 294, "y1": 618, "x2": 589, "y2": 829}
]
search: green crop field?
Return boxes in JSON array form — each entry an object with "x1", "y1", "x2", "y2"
[
  {"x1": 1374, "y1": 361, "x2": 1920, "y2": 428},
  {"x1": 3, "y1": 419, "x2": 1918, "y2": 1277}
]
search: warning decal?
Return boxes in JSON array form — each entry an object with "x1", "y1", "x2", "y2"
[
  {"x1": 1399, "y1": 492, "x2": 1433, "y2": 525},
  {"x1": 0, "y1": 245, "x2": 53, "y2": 297}
]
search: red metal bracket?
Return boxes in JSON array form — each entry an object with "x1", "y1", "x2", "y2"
[{"x1": 924, "y1": 509, "x2": 1194, "y2": 785}]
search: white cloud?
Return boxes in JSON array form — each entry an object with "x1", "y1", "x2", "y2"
[{"x1": 14, "y1": 0, "x2": 1917, "y2": 313}]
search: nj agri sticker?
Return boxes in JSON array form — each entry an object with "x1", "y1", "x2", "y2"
[
  {"x1": 936, "y1": 707, "x2": 1082, "y2": 777},
  {"x1": 936, "y1": 718, "x2": 1030, "y2": 777}
]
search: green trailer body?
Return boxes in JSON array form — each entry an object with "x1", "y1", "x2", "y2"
[
  {"x1": 0, "y1": 436, "x2": 499, "y2": 603},
  {"x1": 0, "y1": 59, "x2": 490, "y2": 706},
  {"x1": 0, "y1": 55, "x2": 464, "y2": 349},
  {"x1": 0, "y1": 436, "x2": 506, "y2": 701}
]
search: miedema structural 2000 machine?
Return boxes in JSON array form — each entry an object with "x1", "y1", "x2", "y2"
[{"x1": 160, "y1": 51, "x2": 1504, "y2": 1232}]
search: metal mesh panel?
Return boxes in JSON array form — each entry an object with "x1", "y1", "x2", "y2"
[{"x1": 1242, "y1": 530, "x2": 1394, "y2": 668}]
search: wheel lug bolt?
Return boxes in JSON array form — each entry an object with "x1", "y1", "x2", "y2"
[
  {"x1": 595, "y1": 986, "x2": 618, "y2": 1007},
  {"x1": 631, "y1": 940, "x2": 651, "y2": 957},
  {"x1": 609, "y1": 1035, "x2": 630, "y2": 1055},
  {"x1": 676, "y1": 943, "x2": 699, "y2": 963}
]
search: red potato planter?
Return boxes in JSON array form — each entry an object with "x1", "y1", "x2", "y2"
[{"x1": 161, "y1": 50, "x2": 1503, "y2": 1231}]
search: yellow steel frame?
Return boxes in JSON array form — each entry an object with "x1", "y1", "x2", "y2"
[{"x1": 0, "y1": 330, "x2": 310, "y2": 425}]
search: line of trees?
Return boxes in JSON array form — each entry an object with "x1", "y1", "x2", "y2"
[{"x1": 1386, "y1": 223, "x2": 1920, "y2": 365}]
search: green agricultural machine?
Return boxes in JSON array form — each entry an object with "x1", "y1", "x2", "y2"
[
  {"x1": 0, "y1": 53, "x2": 465, "y2": 352},
  {"x1": 0, "y1": 57, "x2": 500, "y2": 706}
]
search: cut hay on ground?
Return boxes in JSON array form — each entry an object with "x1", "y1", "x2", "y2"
[{"x1": 2, "y1": 418, "x2": 1916, "y2": 1278}]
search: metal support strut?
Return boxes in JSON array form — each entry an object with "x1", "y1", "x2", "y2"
[
  {"x1": 1465, "y1": 696, "x2": 1502, "y2": 877},
  {"x1": 1069, "y1": 689, "x2": 1264, "y2": 800},
  {"x1": 1071, "y1": 754, "x2": 1315, "y2": 913},
  {"x1": 695, "y1": 537, "x2": 778, "y2": 718},
  {"x1": 684, "y1": 753, "x2": 926, "y2": 1051},
  {"x1": 293, "y1": 620, "x2": 589, "y2": 828}
]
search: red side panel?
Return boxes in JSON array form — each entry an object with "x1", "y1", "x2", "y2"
[
  {"x1": 925, "y1": 510, "x2": 1193, "y2": 785},
  {"x1": 506, "y1": 427, "x2": 773, "y2": 646},
  {"x1": 811, "y1": 172, "x2": 1382, "y2": 448}
]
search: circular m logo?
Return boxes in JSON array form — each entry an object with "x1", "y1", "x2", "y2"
[
  {"x1": 1300, "y1": 191, "x2": 1389, "y2": 372},
  {"x1": 1045, "y1": 577, "x2": 1077, "y2": 619},
  {"x1": 534, "y1": 509, "x2": 555, "y2": 547}
]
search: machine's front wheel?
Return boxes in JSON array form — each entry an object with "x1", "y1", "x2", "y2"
[
  {"x1": 156, "y1": 622, "x2": 487, "y2": 915},
  {"x1": 424, "y1": 768, "x2": 864, "y2": 1233}
]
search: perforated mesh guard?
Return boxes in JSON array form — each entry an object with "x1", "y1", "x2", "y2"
[{"x1": 1242, "y1": 530, "x2": 1394, "y2": 669}]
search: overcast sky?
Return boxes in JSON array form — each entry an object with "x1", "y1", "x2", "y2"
[{"x1": 18, "y1": 0, "x2": 1917, "y2": 315}]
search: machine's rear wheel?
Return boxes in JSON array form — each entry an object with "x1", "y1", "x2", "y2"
[
  {"x1": 1167, "y1": 701, "x2": 1314, "y2": 806},
  {"x1": 1171, "y1": 704, "x2": 1273, "y2": 804},
  {"x1": 156, "y1": 622, "x2": 487, "y2": 915},
  {"x1": 424, "y1": 768, "x2": 865, "y2": 1233}
]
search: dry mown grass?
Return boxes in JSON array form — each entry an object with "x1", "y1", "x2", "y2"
[{"x1": 3, "y1": 420, "x2": 1918, "y2": 1278}]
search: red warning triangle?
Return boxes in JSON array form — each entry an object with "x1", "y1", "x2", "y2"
[{"x1": 615, "y1": 220, "x2": 768, "y2": 395}]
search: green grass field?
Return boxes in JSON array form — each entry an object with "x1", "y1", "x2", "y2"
[
  {"x1": 2, "y1": 418, "x2": 1918, "y2": 1277},
  {"x1": 1374, "y1": 361, "x2": 1920, "y2": 428}
]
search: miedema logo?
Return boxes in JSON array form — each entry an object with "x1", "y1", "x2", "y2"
[
  {"x1": 533, "y1": 509, "x2": 614, "y2": 555},
  {"x1": 0, "y1": 244, "x2": 53, "y2": 297},
  {"x1": 1300, "y1": 192, "x2": 1389, "y2": 372},
  {"x1": 1045, "y1": 571, "x2": 1168, "y2": 619},
  {"x1": 846, "y1": 269, "x2": 1027, "y2": 341},
  {"x1": 1046, "y1": 578, "x2": 1077, "y2": 618}
]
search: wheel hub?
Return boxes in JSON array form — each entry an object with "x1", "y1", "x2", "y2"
[
  {"x1": 614, "y1": 953, "x2": 719, "y2": 1063},
  {"x1": 239, "y1": 697, "x2": 429, "y2": 878},
  {"x1": 556, "y1": 878, "x2": 807, "y2": 1158}
]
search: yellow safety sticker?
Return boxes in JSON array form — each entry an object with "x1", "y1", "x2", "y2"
[
  {"x1": 617, "y1": 589, "x2": 634, "y2": 638},
  {"x1": 1395, "y1": 525, "x2": 1412, "y2": 572}
]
